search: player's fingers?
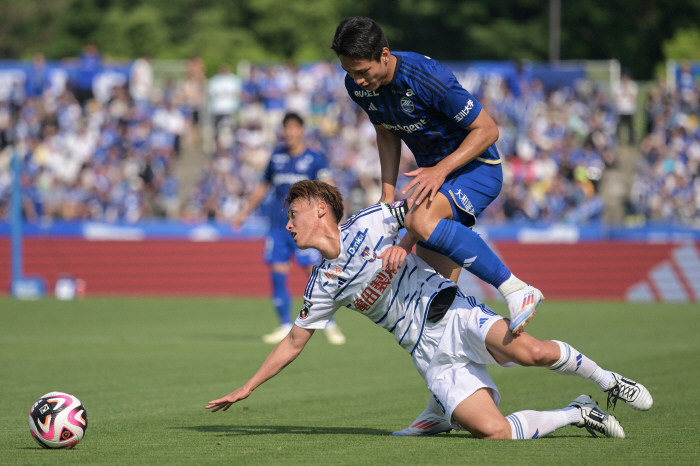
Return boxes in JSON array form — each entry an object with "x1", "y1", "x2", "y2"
[{"x1": 402, "y1": 178, "x2": 420, "y2": 195}]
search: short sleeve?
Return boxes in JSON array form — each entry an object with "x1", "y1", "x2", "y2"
[
  {"x1": 294, "y1": 266, "x2": 340, "y2": 330},
  {"x1": 435, "y1": 74, "x2": 483, "y2": 128}
]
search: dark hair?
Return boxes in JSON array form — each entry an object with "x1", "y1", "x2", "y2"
[
  {"x1": 285, "y1": 180, "x2": 344, "y2": 224},
  {"x1": 331, "y1": 16, "x2": 388, "y2": 62},
  {"x1": 282, "y1": 112, "x2": 304, "y2": 127}
]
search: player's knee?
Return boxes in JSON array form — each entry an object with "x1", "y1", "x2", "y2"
[
  {"x1": 469, "y1": 419, "x2": 511, "y2": 439},
  {"x1": 404, "y1": 211, "x2": 436, "y2": 242},
  {"x1": 516, "y1": 341, "x2": 553, "y2": 367}
]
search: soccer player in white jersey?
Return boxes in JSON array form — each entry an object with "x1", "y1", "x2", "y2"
[{"x1": 207, "y1": 181, "x2": 652, "y2": 440}]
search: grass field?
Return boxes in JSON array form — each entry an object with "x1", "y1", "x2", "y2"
[{"x1": 1, "y1": 297, "x2": 698, "y2": 465}]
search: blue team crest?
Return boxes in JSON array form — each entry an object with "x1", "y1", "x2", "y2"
[
  {"x1": 360, "y1": 246, "x2": 377, "y2": 262},
  {"x1": 400, "y1": 97, "x2": 414, "y2": 114}
]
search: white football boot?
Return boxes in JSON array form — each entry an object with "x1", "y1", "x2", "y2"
[
  {"x1": 506, "y1": 285, "x2": 544, "y2": 334},
  {"x1": 605, "y1": 372, "x2": 653, "y2": 411},
  {"x1": 262, "y1": 324, "x2": 293, "y2": 344},
  {"x1": 323, "y1": 322, "x2": 346, "y2": 345},
  {"x1": 568, "y1": 395, "x2": 625, "y2": 439},
  {"x1": 392, "y1": 394, "x2": 452, "y2": 436}
]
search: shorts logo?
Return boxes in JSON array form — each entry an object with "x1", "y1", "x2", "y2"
[
  {"x1": 299, "y1": 300, "x2": 312, "y2": 319},
  {"x1": 400, "y1": 97, "x2": 414, "y2": 114},
  {"x1": 347, "y1": 230, "x2": 367, "y2": 256},
  {"x1": 360, "y1": 246, "x2": 377, "y2": 262},
  {"x1": 450, "y1": 188, "x2": 474, "y2": 214}
]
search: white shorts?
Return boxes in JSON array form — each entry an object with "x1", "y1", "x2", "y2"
[{"x1": 421, "y1": 297, "x2": 515, "y2": 427}]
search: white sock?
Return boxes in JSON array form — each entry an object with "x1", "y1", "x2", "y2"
[
  {"x1": 550, "y1": 340, "x2": 614, "y2": 391},
  {"x1": 497, "y1": 273, "x2": 526, "y2": 298},
  {"x1": 506, "y1": 407, "x2": 579, "y2": 439}
]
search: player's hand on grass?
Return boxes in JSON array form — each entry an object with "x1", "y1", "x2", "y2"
[
  {"x1": 402, "y1": 165, "x2": 449, "y2": 206},
  {"x1": 206, "y1": 386, "x2": 252, "y2": 412}
]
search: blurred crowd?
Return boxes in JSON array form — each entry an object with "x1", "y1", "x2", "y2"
[
  {"x1": 629, "y1": 62, "x2": 700, "y2": 225},
  {"x1": 0, "y1": 47, "x2": 199, "y2": 223},
  {"x1": 5, "y1": 48, "x2": 697, "y2": 226}
]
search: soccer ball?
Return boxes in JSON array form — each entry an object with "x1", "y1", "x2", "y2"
[{"x1": 28, "y1": 392, "x2": 88, "y2": 449}]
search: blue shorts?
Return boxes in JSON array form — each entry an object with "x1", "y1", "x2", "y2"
[
  {"x1": 437, "y1": 160, "x2": 503, "y2": 228},
  {"x1": 264, "y1": 228, "x2": 321, "y2": 267}
]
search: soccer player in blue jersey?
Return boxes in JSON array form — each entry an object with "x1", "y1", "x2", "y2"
[
  {"x1": 232, "y1": 113, "x2": 345, "y2": 345},
  {"x1": 331, "y1": 17, "x2": 543, "y2": 335}
]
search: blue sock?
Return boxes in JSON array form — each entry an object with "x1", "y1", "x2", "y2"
[
  {"x1": 271, "y1": 271, "x2": 291, "y2": 325},
  {"x1": 425, "y1": 219, "x2": 511, "y2": 288}
]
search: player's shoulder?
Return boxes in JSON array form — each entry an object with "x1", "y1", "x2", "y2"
[
  {"x1": 395, "y1": 52, "x2": 455, "y2": 98},
  {"x1": 339, "y1": 203, "x2": 388, "y2": 232}
]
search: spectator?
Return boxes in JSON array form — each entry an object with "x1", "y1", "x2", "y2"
[
  {"x1": 208, "y1": 63, "x2": 242, "y2": 141},
  {"x1": 613, "y1": 72, "x2": 638, "y2": 145}
]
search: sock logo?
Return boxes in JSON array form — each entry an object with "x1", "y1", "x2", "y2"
[
  {"x1": 575, "y1": 353, "x2": 583, "y2": 372},
  {"x1": 463, "y1": 256, "x2": 477, "y2": 268}
]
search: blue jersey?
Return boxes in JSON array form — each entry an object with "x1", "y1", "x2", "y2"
[
  {"x1": 345, "y1": 52, "x2": 500, "y2": 168},
  {"x1": 263, "y1": 146, "x2": 331, "y2": 230}
]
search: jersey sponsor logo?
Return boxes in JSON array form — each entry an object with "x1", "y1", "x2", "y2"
[
  {"x1": 354, "y1": 89, "x2": 379, "y2": 97},
  {"x1": 347, "y1": 230, "x2": 367, "y2": 256},
  {"x1": 381, "y1": 118, "x2": 428, "y2": 134},
  {"x1": 393, "y1": 88, "x2": 416, "y2": 96},
  {"x1": 367, "y1": 102, "x2": 378, "y2": 111},
  {"x1": 352, "y1": 269, "x2": 395, "y2": 312},
  {"x1": 454, "y1": 100, "x2": 474, "y2": 122},
  {"x1": 360, "y1": 246, "x2": 377, "y2": 262},
  {"x1": 272, "y1": 173, "x2": 310, "y2": 185},
  {"x1": 400, "y1": 97, "x2": 415, "y2": 114},
  {"x1": 324, "y1": 266, "x2": 342, "y2": 281},
  {"x1": 299, "y1": 300, "x2": 312, "y2": 319}
]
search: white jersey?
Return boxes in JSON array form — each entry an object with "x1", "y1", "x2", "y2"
[{"x1": 295, "y1": 201, "x2": 461, "y2": 374}]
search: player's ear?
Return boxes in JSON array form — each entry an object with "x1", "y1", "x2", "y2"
[{"x1": 316, "y1": 200, "x2": 327, "y2": 218}]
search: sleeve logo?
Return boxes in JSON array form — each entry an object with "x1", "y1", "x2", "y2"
[
  {"x1": 454, "y1": 100, "x2": 474, "y2": 122},
  {"x1": 299, "y1": 300, "x2": 312, "y2": 319}
]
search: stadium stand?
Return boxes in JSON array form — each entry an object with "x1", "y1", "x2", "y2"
[
  {"x1": 629, "y1": 68, "x2": 700, "y2": 226},
  {"x1": 1, "y1": 57, "x2": 630, "y2": 225}
]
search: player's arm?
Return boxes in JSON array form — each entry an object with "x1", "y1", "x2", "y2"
[
  {"x1": 374, "y1": 124, "x2": 402, "y2": 203},
  {"x1": 403, "y1": 110, "x2": 499, "y2": 205},
  {"x1": 231, "y1": 181, "x2": 270, "y2": 229},
  {"x1": 206, "y1": 325, "x2": 314, "y2": 412}
]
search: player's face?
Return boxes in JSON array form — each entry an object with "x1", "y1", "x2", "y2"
[
  {"x1": 286, "y1": 198, "x2": 319, "y2": 249},
  {"x1": 283, "y1": 120, "x2": 304, "y2": 147},
  {"x1": 339, "y1": 49, "x2": 391, "y2": 91}
]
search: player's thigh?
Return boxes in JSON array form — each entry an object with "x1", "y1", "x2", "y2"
[
  {"x1": 451, "y1": 388, "x2": 510, "y2": 439},
  {"x1": 416, "y1": 244, "x2": 461, "y2": 283},
  {"x1": 484, "y1": 319, "x2": 559, "y2": 367},
  {"x1": 404, "y1": 191, "x2": 453, "y2": 241},
  {"x1": 438, "y1": 162, "x2": 503, "y2": 228}
]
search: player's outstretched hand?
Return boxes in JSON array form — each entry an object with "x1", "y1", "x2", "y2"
[
  {"x1": 402, "y1": 165, "x2": 449, "y2": 206},
  {"x1": 378, "y1": 245, "x2": 409, "y2": 274},
  {"x1": 206, "y1": 386, "x2": 252, "y2": 412},
  {"x1": 231, "y1": 211, "x2": 247, "y2": 231}
]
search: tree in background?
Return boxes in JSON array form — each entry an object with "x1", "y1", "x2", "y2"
[{"x1": 1, "y1": 0, "x2": 700, "y2": 78}]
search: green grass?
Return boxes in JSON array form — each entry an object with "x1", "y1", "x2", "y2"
[{"x1": 0, "y1": 298, "x2": 698, "y2": 465}]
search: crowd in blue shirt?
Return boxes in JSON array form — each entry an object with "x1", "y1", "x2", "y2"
[{"x1": 629, "y1": 66, "x2": 700, "y2": 226}]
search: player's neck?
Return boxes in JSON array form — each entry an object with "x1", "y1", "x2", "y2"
[
  {"x1": 316, "y1": 224, "x2": 341, "y2": 260},
  {"x1": 381, "y1": 54, "x2": 398, "y2": 87},
  {"x1": 288, "y1": 142, "x2": 306, "y2": 157}
]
